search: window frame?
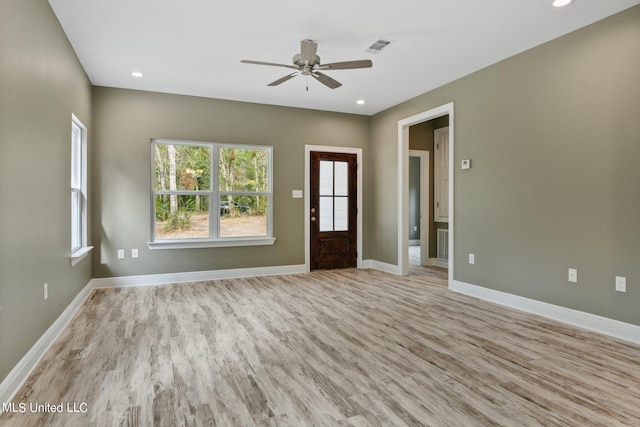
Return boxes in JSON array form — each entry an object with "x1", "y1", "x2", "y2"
[
  {"x1": 148, "y1": 139, "x2": 275, "y2": 250},
  {"x1": 71, "y1": 114, "x2": 92, "y2": 265}
]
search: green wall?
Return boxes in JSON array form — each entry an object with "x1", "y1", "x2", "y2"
[
  {"x1": 371, "y1": 6, "x2": 640, "y2": 325},
  {"x1": 0, "y1": 0, "x2": 93, "y2": 381},
  {"x1": 91, "y1": 87, "x2": 371, "y2": 278}
]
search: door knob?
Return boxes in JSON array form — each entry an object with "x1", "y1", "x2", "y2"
[
  {"x1": 311, "y1": 208, "x2": 316, "y2": 213},
  {"x1": 311, "y1": 217, "x2": 316, "y2": 221}
]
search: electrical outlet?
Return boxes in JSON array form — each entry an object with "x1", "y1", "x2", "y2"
[
  {"x1": 43, "y1": 283, "x2": 48, "y2": 300},
  {"x1": 413, "y1": 226, "x2": 418, "y2": 232},
  {"x1": 469, "y1": 253, "x2": 475, "y2": 264},
  {"x1": 117, "y1": 249, "x2": 125, "y2": 259},
  {"x1": 568, "y1": 268, "x2": 578, "y2": 283},
  {"x1": 616, "y1": 276, "x2": 626, "y2": 293},
  {"x1": 132, "y1": 248, "x2": 138, "y2": 259}
]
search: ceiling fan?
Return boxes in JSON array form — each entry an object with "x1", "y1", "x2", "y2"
[{"x1": 241, "y1": 39, "x2": 373, "y2": 89}]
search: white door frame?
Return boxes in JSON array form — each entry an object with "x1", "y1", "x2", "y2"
[
  {"x1": 304, "y1": 145, "x2": 363, "y2": 272},
  {"x1": 398, "y1": 102, "x2": 454, "y2": 287}
]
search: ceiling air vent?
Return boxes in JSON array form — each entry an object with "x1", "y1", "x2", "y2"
[{"x1": 365, "y1": 39, "x2": 391, "y2": 54}]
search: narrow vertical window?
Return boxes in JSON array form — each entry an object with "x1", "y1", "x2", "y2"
[{"x1": 71, "y1": 114, "x2": 91, "y2": 264}]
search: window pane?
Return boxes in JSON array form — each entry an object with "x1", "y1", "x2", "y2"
[
  {"x1": 319, "y1": 196, "x2": 333, "y2": 231},
  {"x1": 220, "y1": 195, "x2": 267, "y2": 237},
  {"x1": 334, "y1": 161, "x2": 348, "y2": 196},
  {"x1": 334, "y1": 197, "x2": 348, "y2": 231},
  {"x1": 154, "y1": 144, "x2": 211, "y2": 191},
  {"x1": 155, "y1": 194, "x2": 209, "y2": 239},
  {"x1": 219, "y1": 147, "x2": 269, "y2": 192},
  {"x1": 71, "y1": 190, "x2": 81, "y2": 250},
  {"x1": 71, "y1": 122, "x2": 82, "y2": 188},
  {"x1": 319, "y1": 161, "x2": 333, "y2": 196}
]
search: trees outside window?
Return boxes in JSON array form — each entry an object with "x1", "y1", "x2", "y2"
[{"x1": 152, "y1": 140, "x2": 272, "y2": 243}]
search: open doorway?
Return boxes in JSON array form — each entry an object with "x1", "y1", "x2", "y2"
[
  {"x1": 407, "y1": 119, "x2": 450, "y2": 272},
  {"x1": 408, "y1": 150, "x2": 429, "y2": 267},
  {"x1": 397, "y1": 103, "x2": 454, "y2": 287}
]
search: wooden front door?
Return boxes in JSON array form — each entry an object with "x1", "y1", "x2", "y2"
[{"x1": 310, "y1": 151, "x2": 357, "y2": 270}]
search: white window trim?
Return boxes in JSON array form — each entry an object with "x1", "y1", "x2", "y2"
[
  {"x1": 71, "y1": 246, "x2": 93, "y2": 266},
  {"x1": 148, "y1": 139, "x2": 275, "y2": 249},
  {"x1": 71, "y1": 114, "x2": 93, "y2": 265},
  {"x1": 148, "y1": 237, "x2": 276, "y2": 250}
]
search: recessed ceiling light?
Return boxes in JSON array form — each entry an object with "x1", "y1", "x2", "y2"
[
  {"x1": 552, "y1": 0, "x2": 572, "y2": 7},
  {"x1": 131, "y1": 71, "x2": 144, "y2": 78},
  {"x1": 356, "y1": 99, "x2": 366, "y2": 105}
]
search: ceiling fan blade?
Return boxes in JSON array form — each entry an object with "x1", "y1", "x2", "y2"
[
  {"x1": 268, "y1": 72, "x2": 300, "y2": 87},
  {"x1": 312, "y1": 71, "x2": 342, "y2": 89},
  {"x1": 318, "y1": 59, "x2": 373, "y2": 70},
  {"x1": 300, "y1": 39, "x2": 318, "y2": 63},
  {"x1": 241, "y1": 60, "x2": 298, "y2": 70}
]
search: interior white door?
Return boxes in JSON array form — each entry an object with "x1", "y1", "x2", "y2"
[{"x1": 434, "y1": 126, "x2": 449, "y2": 223}]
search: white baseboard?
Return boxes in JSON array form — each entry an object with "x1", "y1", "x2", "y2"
[
  {"x1": 426, "y1": 258, "x2": 449, "y2": 269},
  {"x1": 90, "y1": 264, "x2": 307, "y2": 289},
  {"x1": 362, "y1": 259, "x2": 401, "y2": 275},
  {"x1": 451, "y1": 280, "x2": 640, "y2": 345},
  {"x1": 0, "y1": 281, "x2": 94, "y2": 406}
]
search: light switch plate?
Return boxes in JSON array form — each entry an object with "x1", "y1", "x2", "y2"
[
  {"x1": 461, "y1": 159, "x2": 471, "y2": 170},
  {"x1": 292, "y1": 190, "x2": 303, "y2": 198}
]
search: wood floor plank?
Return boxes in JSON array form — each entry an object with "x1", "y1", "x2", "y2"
[{"x1": 2, "y1": 268, "x2": 640, "y2": 426}]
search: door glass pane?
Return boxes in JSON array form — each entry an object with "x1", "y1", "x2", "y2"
[
  {"x1": 319, "y1": 196, "x2": 333, "y2": 231},
  {"x1": 334, "y1": 197, "x2": 348, "y2": 231},
  {"x1": 334, "y1": 161, "x2": 348, "y2": 196},
  {"x1": 319, "y1": 161, "x2": 333, "y2": 196}
]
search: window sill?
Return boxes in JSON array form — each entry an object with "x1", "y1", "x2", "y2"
[
  {"x1": 71, "y1": 246, "x2": 93, "y2": 266},
  {"x1": 147, "y1": 237, "x2": 276, "y2": 250}
]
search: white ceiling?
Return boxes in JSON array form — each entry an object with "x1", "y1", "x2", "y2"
[{"x1": 49, "y1": 0, "x2": 639, "y2": 116}]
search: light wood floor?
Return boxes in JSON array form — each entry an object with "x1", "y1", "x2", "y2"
[{"x1": 2, "y1": 268, "x2": 640, "y2": 426}]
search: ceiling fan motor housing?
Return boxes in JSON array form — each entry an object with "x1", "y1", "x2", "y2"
[{"x1": 293, "y1": 53, "x2": 321, "y2": 70}]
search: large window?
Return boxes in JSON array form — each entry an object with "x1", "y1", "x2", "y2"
[
  {"x1": 71, "y1": 114, "x2": 91, "y2": 265},
  {"x1": 150, "y1": 140, "x2": 274, "y2": 249}
]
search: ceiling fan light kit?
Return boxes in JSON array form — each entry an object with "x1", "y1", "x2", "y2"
[{"x1": 241, "y1": 39, "x2": 373, "y2": 90}]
